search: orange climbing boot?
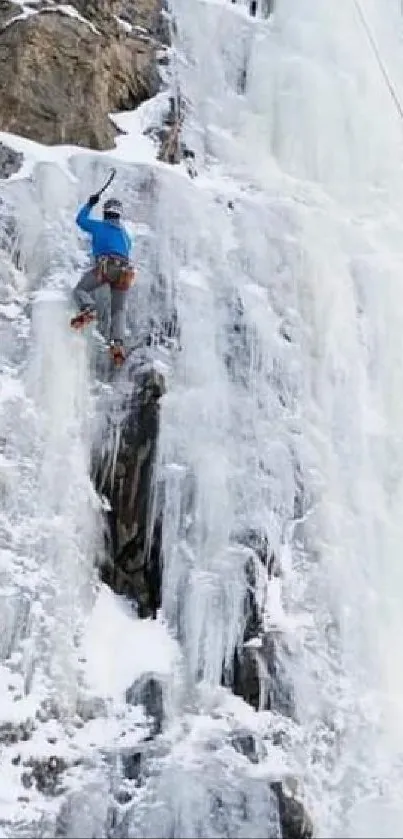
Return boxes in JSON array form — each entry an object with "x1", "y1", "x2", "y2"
[
  {"x1": 70, "y1": 308, "x2": 96, "y2": 330},
  {"x1": 109, "y1": 340, "x2": 126, "y2": 367}
]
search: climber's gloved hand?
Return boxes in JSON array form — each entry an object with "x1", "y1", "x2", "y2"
[{"x1": 88, "y1": 193, "x2": 100, "y2": 208}]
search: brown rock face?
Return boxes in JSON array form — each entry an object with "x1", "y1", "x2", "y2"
[
  {"x1": 0, "y1": 0, "x2": 166, "y2": 149},
  {"x1": 70, "y1": 0, "x2": 121, "y2": 20}
]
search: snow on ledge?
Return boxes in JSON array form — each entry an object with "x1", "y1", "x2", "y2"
[
  {"x1": 2, "y1": 2, "x2": 99, "y2": 35},
  {"x1": 55, "y1": 3, "x2": 99, "y2": 34},
  {"x1": 114, "y1": 14, "x2": 132, "y2": 33},
  {"x1": 81, "y1": 585, "x2": 179, "y2": 700},
  {"x1": 0, "y1": 90, "x2": 171, "y2": 183}
]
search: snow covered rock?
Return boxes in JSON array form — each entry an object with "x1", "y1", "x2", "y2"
[
  {"x1": 231, "y1": 735, "x2": 313, "y2": 839},
  {"x1": 223, "y1": 530, "x2": 294, "y2": 717},
  {"x1": 55, "y1": 782, "x2": 111, "y2": 839},
  {"x1": 21, "y1": 755, "x2": 68, "y2": 796},
  {"x1": 0, "y1": 142, "x2": 24, "y2": 179},
  {"x1": 0, "y1": 0, "x2": 168, "y2": 149},
  {"x1": 233, "y1": 633, "x2": 294, "y2": 717},
  {"x1": 126, "y1": 674, "x2": 164, "y2": 735},
  {"x1": 273, "y1": 781, "x2": 314, "y2": 839}
]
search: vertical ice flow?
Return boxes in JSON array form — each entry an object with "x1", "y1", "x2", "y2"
[
  {"x1": 156, "y1": 0, "x2": 403, "y2": 834},
  {"x1": 25, "y1": 292, "x2": 97, "y2": 713}
]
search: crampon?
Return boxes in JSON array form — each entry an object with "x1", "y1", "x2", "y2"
[
  {"x1": 109, "y1": 341, "x2": 126, "y2": 367},
  {"x1": 70, "y1": 308, "x2": 96, "y2": 330}
]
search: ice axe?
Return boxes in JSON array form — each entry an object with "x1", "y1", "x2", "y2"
[
  {"x1": 87, "y1": 167, "x2": 117, "y2": 208},
  {"x1": 97, "y1": 166, "x2": 116, "y2": 197}
]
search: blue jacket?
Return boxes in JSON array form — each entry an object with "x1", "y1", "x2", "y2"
[{"x1": 76, "y1": 202, "x2": 132, "y2": 260}]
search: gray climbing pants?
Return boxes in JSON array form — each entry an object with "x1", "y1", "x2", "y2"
[{"x1": 73, "y1": 266, "x2": 128, "y2": 343}]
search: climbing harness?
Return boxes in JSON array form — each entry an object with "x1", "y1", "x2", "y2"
[
  {"x1": 96, "y1": 255, "x2": 136, "y2": 291},
  {"x1": 352, "y1": 0, "x2": 403, "y2": 122}
]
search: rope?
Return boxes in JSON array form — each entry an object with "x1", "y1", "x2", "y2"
[{"x1": 351, "y1": 0, "x2": 403, "y2": 122}]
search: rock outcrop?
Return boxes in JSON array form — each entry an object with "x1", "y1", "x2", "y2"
[
  {"x1": 0, "y1": 0, "x2": 169, "y2": 149},
  {"x1": 0, "y1": 142, "x2": 23, "y2": 179},
  {"x1": 230, "y1": 734, "x2": 313, "y2": 839},
  {"x1": 126, "y1": 674, "x2": 164, "y2": 735},
  {"x1": 221, "y1": 529, "x2": 295, "y2": 717},
  {"x1": 273, "y1": 781, "x2": 314, "y2": 839}
]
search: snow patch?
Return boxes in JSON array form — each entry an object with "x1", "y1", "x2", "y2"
[
  {"x1": 1, "y1": 2, "x2": 99, "y2": 37},
  {"x1": 0, "y1": 302, "x2": 21, "y2": 320},
  {"x1": 82, "y1": 586, "x2": 178, "y2": 699},
  {"x1": 114, "y1": 15, "x2": 132, "y2": 33},
  {"x1": 32, "y1": 288, "x2": 68, "y2": 303},
  {"x1": 178, "y1": 267, "x2": 209, "y2": 290}
]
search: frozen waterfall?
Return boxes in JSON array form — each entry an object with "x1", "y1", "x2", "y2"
[
  {"x1": 155, "y1": 0, "x2": 403, "y2": 835},
  {"x1": 1, "y1": 0, "x2": 403, "y2": 837}
]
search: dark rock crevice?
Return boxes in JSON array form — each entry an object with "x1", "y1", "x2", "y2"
[{"x1": 93, "y1": 366, "x2": 166, "y2": 618}]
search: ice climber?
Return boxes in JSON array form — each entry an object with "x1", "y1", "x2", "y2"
[{"x1": 70, "y1": 192, "x2": 134, "y2": 365}]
